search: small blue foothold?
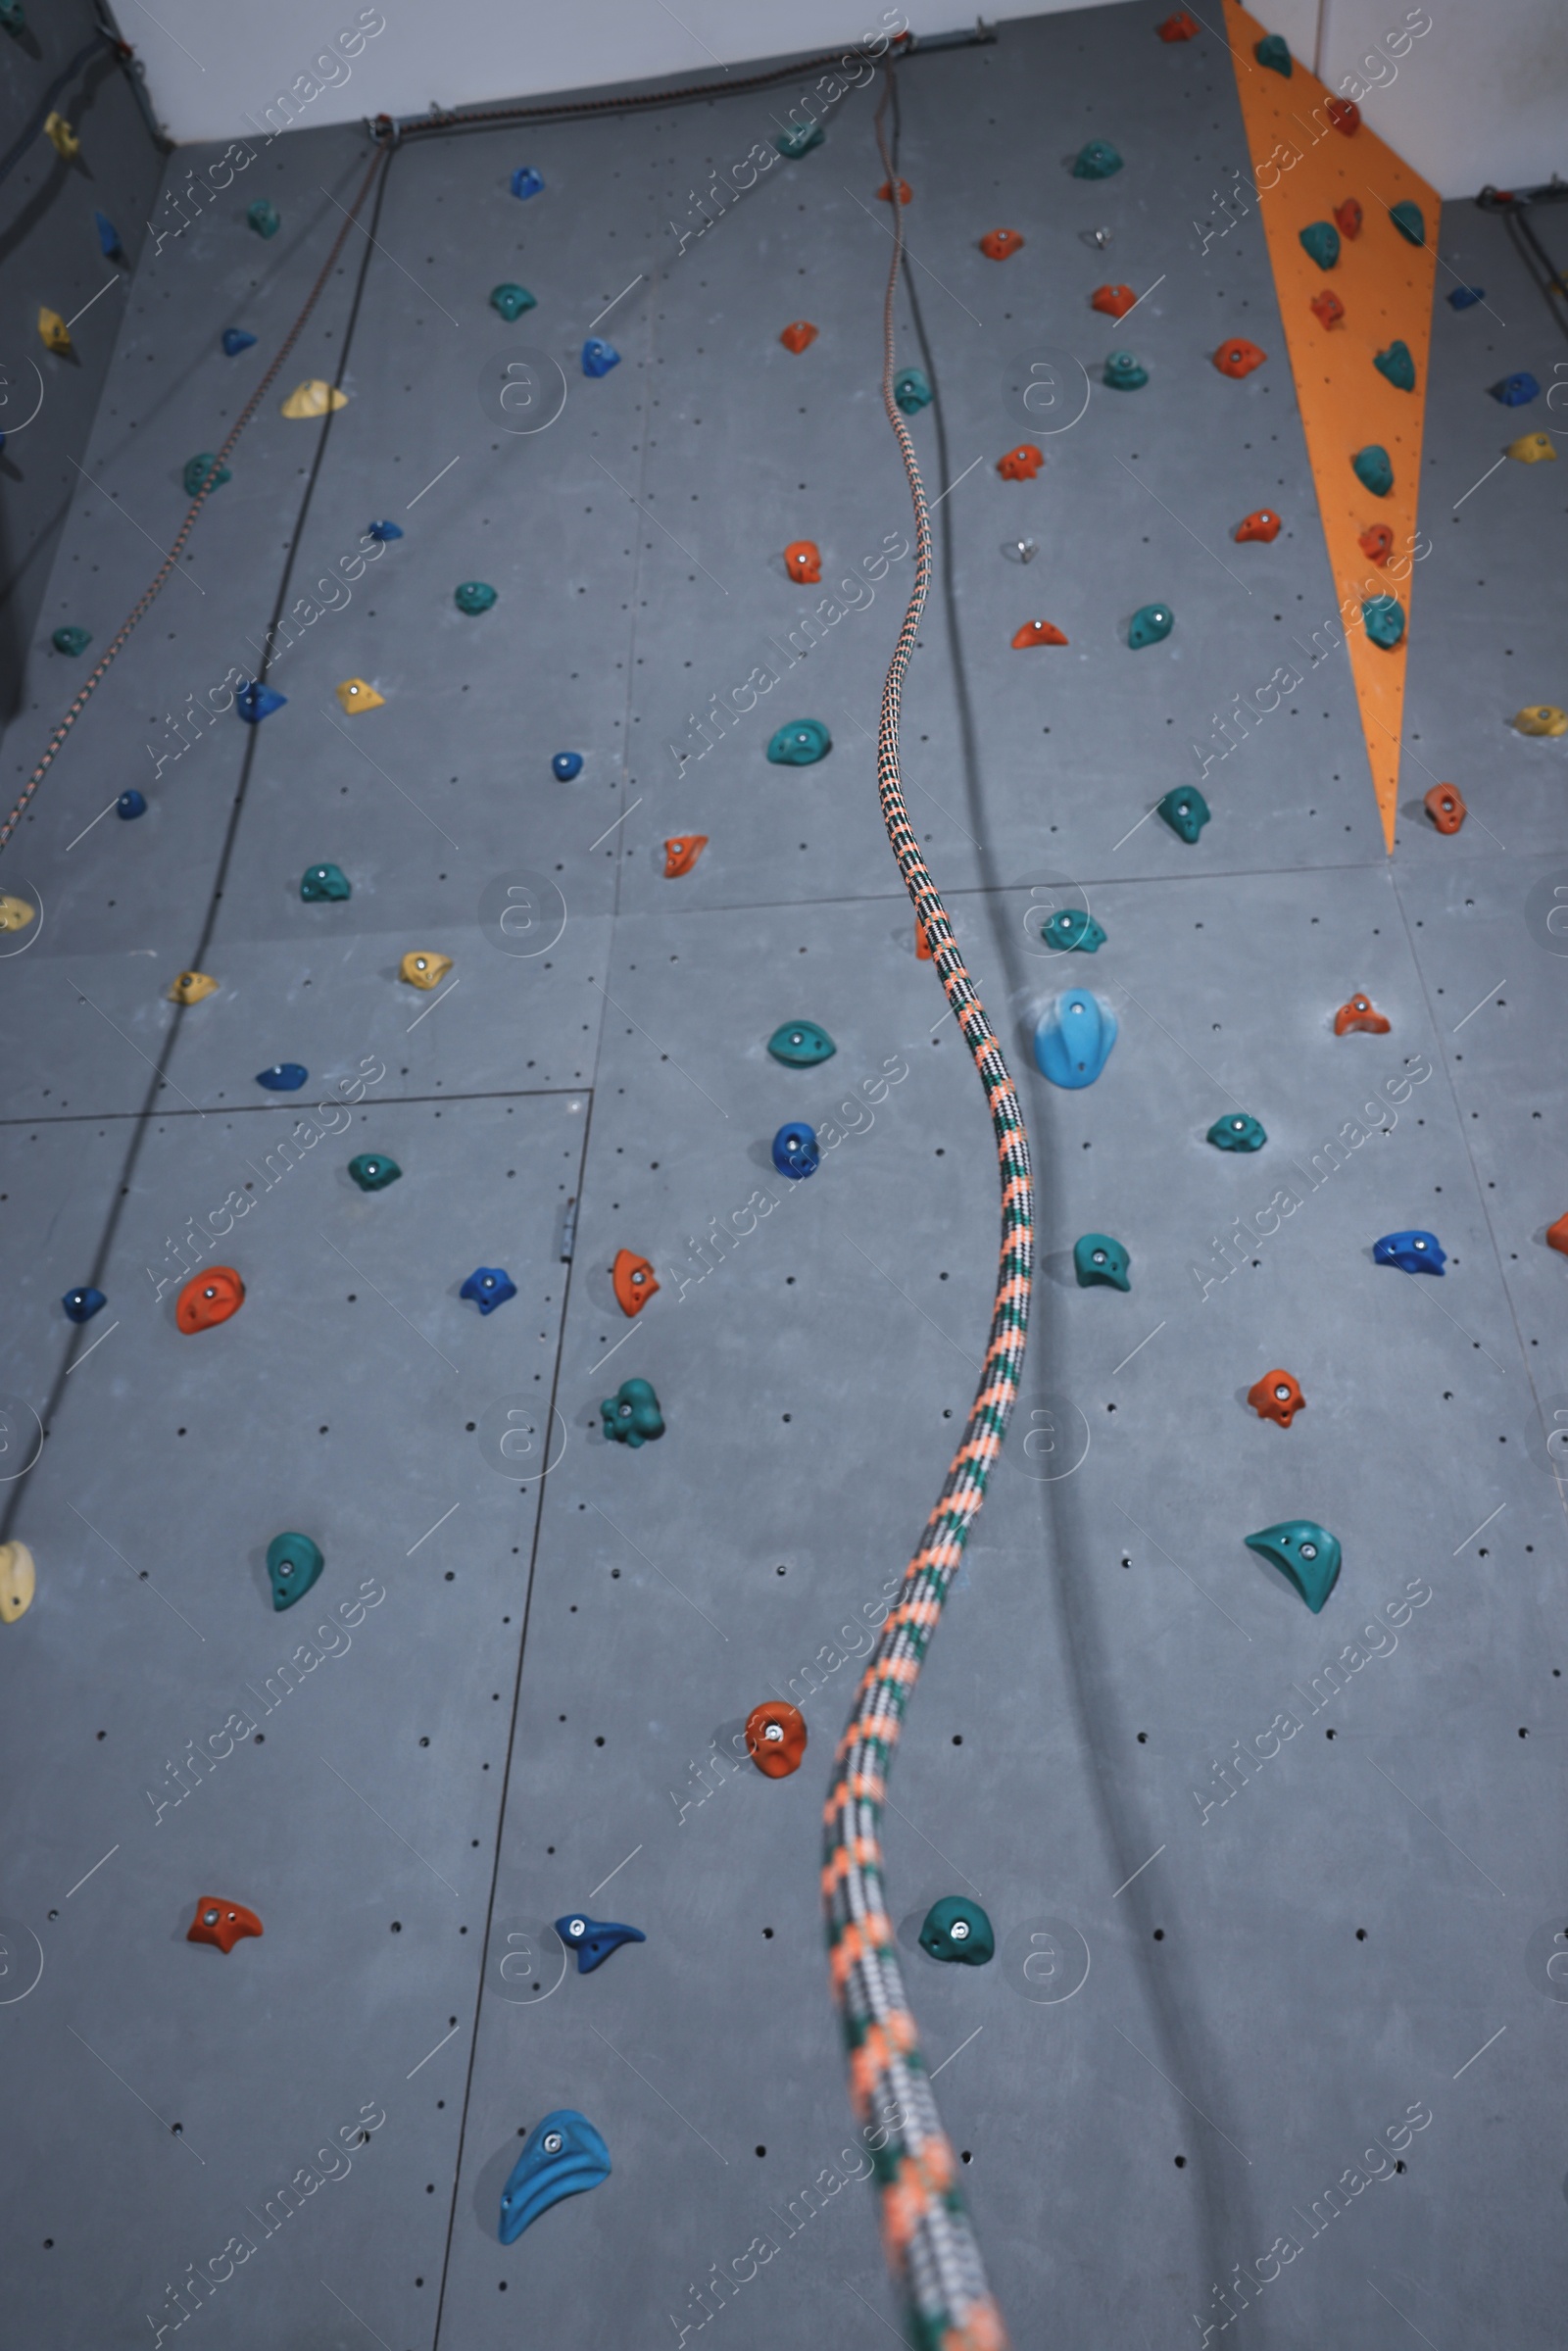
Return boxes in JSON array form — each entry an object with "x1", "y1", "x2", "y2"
[
  {"x1": 555, "y1": 1913, "x2": 646, "y2": 1973},
  {"x1": 1490, "y1": 371, "x2": 1541, "y2": 407},
  {"x1": 893, "y1": 366, "x2": 933, "y2": 413},
  {"x1": 95, "y1": 211, "x2": 123, "y2": 260},
  {"x1": 771, "y1": 1122, "x2": 819, "y2": 1179},
  {"x1": 510, "y1": 166, "x2": 545, "y2": 199},
  {"x1": 765, "y1": 718, "x2": 831, "y2": 766},
  {"x1": 235, "y1": 680, "x2": 285, "y2": 723},
  {"x1": 117, "y1": 789, "x2": 147, "y2": 819},
  {"x1": 499, "y1": 2112, "x2": 611, "y2": 2245},
  {"x1": 1039, "y1": 906, "x2": 1105, "y2": 953},
  {"x1": 1374, "y1": 1228, "x2": 1446, "y2": 1275},
  {"x1": 220, "y1": 327, "x2": 256, "y2": 357},
  {"x1": 461, "y1": 1266, "x2": 517, "y2": 1313},
  {"x1": 1245, "y1": 1520, "x2": 1342, "y2": 1613},
  {"x1": 1362, "y1": 594, "x2": 1405, "y2": 649},
  {"x1": 1072, "y1": 138, "x2": 1123, "y2": 178},
  {"x1": 582, "y1": 338, "x2": 620, "y2": 377},
  {"x1": 1447, "y1": 285, "x2": 1485, "y2": 310},
  {"x1": 1128, "y1": 603, "x2": 1173, "y2": 649},
  {"x1": 366, "y1": 518, "x2": 403, "y2": 541},
  {"x1": 1034, "y1": 991, "x2": 1117, "y2": 1088},
  {"x1": 63, "y1": 1286, "x2": 106, "y2": 1322},
  {"x1": 1207, "y1": 1111, "x2": 1266, "y2": 1151},
  {"x1": 552, "y1": 751, "x2": 583, "y2": 780},
  {"x1": 257, "y1": 1063, "x2": 308, "y2": 1092}
]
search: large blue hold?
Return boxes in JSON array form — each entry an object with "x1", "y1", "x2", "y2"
[
  {"x1": 1374, "y1": 1229, "x2": 1446, "y2": 1275},
  {"x1": 257, "y1": 1063, "x2": 308, "y2": 1092},
  {"x1": 1490, "y1": 371, "x2": 1540, "y2": 407},
  {"x1": 220, "y1": 326, "x2": 256, "y2": 356},
  {"x1": 1447, "y1": 285, "x2": 1485, "y2": 310},
  {"x1": 1034, "y1": 991, "x2": 1117, "y2": 1089},
  {"x1": 63, "y1": 1286, "x2": 107, "y2": 1323},
  {"x1": 510, "y1": 166, "x2": 545, "y2": 199},
  {"x1": 581, "y1": 338, "x2": 620, "y2": 377},
  {"x1": 499, "y1": 2111, "x2": 611, "y2": 2244},
  {"x1": 772, "y1": 1121, "x2": 819, "y2": 1179},
  {"x1": 555, "y1": 1913, "x2": 646, "y2": 1974},
  {"x1": 461, "y1": 1265, "x2": 517, "y2": 1313},
  {"x1": 117, "y1": 789, "x2": 147, "y2": 819},
  {"x1": 236, "y1": 680, "x2": 285, "y2": 723},
  {"x1": 366, "y1": 518, "x2": 403, "y2": 541},
  {"x1": 552, "y1": 751, "x2": 583, "y2": 780}
]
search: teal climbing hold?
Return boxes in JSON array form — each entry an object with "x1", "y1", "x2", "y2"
[
  {"x1": 1102, "y1": 350, "x2": 1149, "y2": 390},
  {"x1": 1128, "y1": 604, "x2": 1173, "y2": 649},
  {"x1": 184, "y1": 453, "x2": 230, "y2": 497},
  {"x1": 489, "y1": 282, "x2": 536, "y2": 321},
  {"x1": 51, "y1": 624, "x2": 90, "y2": 656},
  {"x1": 1157, "y1": 785, "x2": 1209, "y2": 843},
  {"x1": 1298, "y1": 220, "x2": 1340, "y2": 270},
  {"x1": 1074, "y1": 1233, "x2": 1130, "y2": 1291},
  {"x1": 1374, "y1": 339, "x2": 1416, "y2": 391},
  {"x1": 1072, "y1": 139, "x2": 1122, "y2": 178},
  {"x1": 1034, "y1": 990, "x2": 1117, "y2": 1088},
  {"x1": 347, "y1": 1153, "x2": 401, "y2": 1192},
  {"x1": 247, "y1": 198, "x2": 280, "y2": 238},
  {"x1": 1207, "y1": 1111, "x2": 1266, "y2": 1152},
  {"x1": 1390, "y1": 200, "x2": 1425, "y2": 246},
  {"x1": 1352, "y1": 444, "x2": 1394, "y2": 497},
  {"x1": 266, "y1": 1531, "x2": 323, "y2": 1612},
  {"x1": 919, "y1": 1896, "x2": 995, "y2": 1966},
  {"x1": 774, "y1": 120, "x2": 824, "y2": 158},
  {"x1": 767, "y1": 1020, "x2": 836, "y2": 1067},
  {"x1": 602, "y1": 1377, "x2": 664, "y2": 1446},
  {"x1": 454, "y1": 580, "x2": 497, "y2": 614},
  {"x1": 1245, "y1": 1520, "x2": 1342, "y2": 1613},
  {"x1": 894, "y1": 367, "x2": 932, "y2": 414},
  {"x1": 300, "y1": 862, "x2": 350, "y2": 902},
  {"x1": 1362, "y1": 593, "x2": 1405, "y2": 649},
  {"x1": 766, "y1": 718, "x2": 831, "y2": 766},
  {"x1": 1040, "y1": 906, "x2": 1105, "y2": 953},
  {"x1": 1254, "y1": 31, "x2": 1292, "y2": 73}
]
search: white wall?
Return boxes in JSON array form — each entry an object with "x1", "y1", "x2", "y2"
[{"x1": 125, "y1": 0, "x2": 1567, "y2": 201}]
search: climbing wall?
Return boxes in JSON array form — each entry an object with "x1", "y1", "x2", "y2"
[{"x1": 2, "y1": 9, "x2": 1565, "y2": 2350}]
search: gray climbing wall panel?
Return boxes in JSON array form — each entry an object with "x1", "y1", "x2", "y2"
[{"x1": 1, "y1": 10, "x2": 1565, "y2": 2350}]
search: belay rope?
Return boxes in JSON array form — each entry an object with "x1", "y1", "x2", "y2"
[{"x1": 819, "y1": 67, "x2": 1034, "y2": 2351}]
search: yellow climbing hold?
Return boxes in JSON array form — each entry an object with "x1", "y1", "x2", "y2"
[
  {"x1": 1505, "y1": 431, "x2": 1555, "y2": 464},
  {"x1": 43, "y1": 112, "x2": 79, "y2": 160},
  {"x1": 280, "y1": 378, "x2": 349, "y2": 419},
  {"x1": 38, "y1": 307, "x2": 71, "y2": 355},
  {"x1": 0, "y1": 893, "x2": 37, "y2": 931},
  {"x1": 400, "y1": 950, "x2": 453, "y2": 990},
  {"x1": 1512, "y1": 706, "x2": 1568, "y2": 738},
  {"x1": 335, "y1": 677, "x2": 383, "y2": 713},
  {"x1": 0, "y1": 1542, "x2": 35, "y2": 1625},
  {"x1": 169, "y1": 969, "x2": 220, "y2": 1004}
]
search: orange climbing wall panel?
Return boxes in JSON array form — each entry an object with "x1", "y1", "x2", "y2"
[{"x1": 1223, "y1": 0, "x2": 1438, "y2": 850}]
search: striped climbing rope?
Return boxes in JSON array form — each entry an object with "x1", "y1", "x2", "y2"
[{"x1": 820, "y1": 68, "x2": 1034, "y2": 2351}]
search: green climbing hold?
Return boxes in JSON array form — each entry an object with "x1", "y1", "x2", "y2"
[
  {"x1": 1254, "y1": 31, "x2": 1292, "y2": 74},
  {"x1": 1390, "y1": 200, "x2": 1425, "y2": 246},
  {"x1": 1040, "y1": 907, "x2": 1105, "y2": 953},
  {"x1": 183, "y1": 452, "x2": 231, "y2": 497},
  {"x1": 1207, "y1": 1111, "x2": 1266, "y2": 1152},
  {"x1": 1298, "y1": 220, "x2": 1340, "y2": 270},
  {"x1": 919, "y1": 1896, "x2": 995, "y2": 1966},
  {"x1": 266, "y1": 1531, "x2": 323, "y2": 1611},
  {"x1": 893, "y1": 367, "x2": 932, "y2": 414},
  {"x1": 489, "y1": 282, "x2": 537, "y2": 321},
  {"x1": 1128, "y1": 603, "x2": 1173, "y2": 649},
  {"x1": 602, "y1": 1377, "x2": 664, "y2": 1446},
  {"x1": 247, "y1": 198, "x2": 280, "y2": 238},
  {"x1": 1352, "y1": 444, "x2": 1394, "y2": 498},
  {"x1": 1072, "y1": 139, "x2": 1122, "y2": 179},
  {"x1": 1245, "y1": 1519, "x2": 1342, "y2": 1613},
  {"x1": 1157, "y1": 786, "x2": 1209, "y2": 844},
  {"x1": 454, "y1": 580, "x2": 497, "y2": 614},
  {"x1": 1102, "y1": 350, "x2": 1149, "y2": 390},
  {"x1": 1373, "y1": 338, "x2": 1416, "y2": 392},
  {"x1": 301, "y1": 862, "x2": 351, "y2": 902},
  {"x1": 767, "y1": 1020, "x2": 836, "y2": 1067},
  {"x1": 774, "y1": 120, "x2": 823, "y2": 158},
  {"x1": 347, "y1": 1153, "x2": 402, "y2": 1192},
  {"x1": 51, "y1": 624, "x2": 90, "y2": 657},
  {"x1": 1074, "y1": 1233, "x2": 1130, "y2": 1291},
  {"x1": 1362, "y1": 594, "x2": 1405, "y2": 649},
  {"x1": 766, "y1": 718, "x2": 831, "y2": 766}
]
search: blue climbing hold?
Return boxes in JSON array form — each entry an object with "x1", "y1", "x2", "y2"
[
  {"x1": 582, "y1": 338, "x2": 620, "y2": 376},
  {"x1": 499, "y1": 2112, "x2": 611, "y2": 2244},
  {"x1": 95, "y1": 211, "x2": 123, "y2": 260},
  {"x1": 552, "y1": 751, "x2": 583, "y2": 780},
  {"x1": 183, "y1": 453, "x2": 231, "y2": 497},
  {"x1": 1298, "y1": 220, "x2": 1341, "y2": 270},
  {"x1": 489, "y1": 283, "x2": 536, "y2": 321},
  {"x1": 1103, "y1": 350, "x2": 1149, "y2": 390},
  {"x1": 894, "y1": 367, "x2": 933, "y2": 413},
  {"x1": 555, "y1": 1914, "x2": 646, "y2": 1974},
  {"x1": 1039, "y1": 906, "x2": 1105, "y2": 953},
  {"x1": 63, "y1": 1286, "x2": 107, "y2": 1322},
  {"x1": 1128, "y1": 603, "x2": 1173, "y2": 649},
  {"x1": 1073, "y1": 1234, "x2": 1130, "y2": 1291},
  {"x1": 348, "y1": 1153, "x2": 401, "y2": 1192},
  {"x1": 768, "y1": 1020, "x2": 836, "y2": 1066},
  {"x1": 454, "y1": 580, "x2": 497, "y2": 614},
  {"x1": 1352, "y1": 444, "x2": 1394, "y2": 498},
  {"x1": 117, "y1": 789, "x2": 147, "y2": 819},
  {"x1": 257, "y1": 1063, "x2": 308, "y2": 1092},
  {"x1": 1447, "y1": 285, "x2": 1484, "y2": 310},
  {"x1": 1157, "y1": 785, "x2": 1209, "y2": 843},
  {"x1": 1245, "y1": 1520, "x2": 1342, "y2": 1613},
  {"x1": 766, "y1": 718, "x2": 831, "y2": 766},
  {"x1": 301, "y1": 861, "x2": 351, "y2": 901},
  {"x1": 1072, "y1": 138, "x2": 1122, "y2": 178},
  {"x1": 1207, "y1": 1111, "x2": 1266, "y2": 1151},
  {"x1": 366, "y1": 518, "x2": 403, "y2": 541},
  {"x1": 267, "y1": 1531, "x2": 324, "y2": 1611},
  {"x1": 247, "y1": 198, "x2": 280, "y2": 238},
  {"x1": 221, "y1": 327, "x2": 257, "y2": 356},
  {"x1": 510, "y1": 166, "x2": 545, "y2": 199},
  {"x1": 1362, "y1": 594, "x2": 1405, "y2": 649},
  {"x1": 1254, "y1": 31, "x2": 1292, "y2": 73},
  {"x1": 1034, "y1": 991, "x2": 1117, "y2": 1089},
  {"x1": 1390, "y1": 200, "x2": 1425, "y2": 246},
  {"x1": 1490, "y1": 371, "x2": 1541, "y2": 407},
  {"x1": 602, "y1": 1377, "x2": 664, "y2": 1445},
  {"x1": 775, "y1": 121, "x2": 824, "y2": 158},
  {"x1": 772, "y1": 1121, "x2": 820, "y2": 1179},
  {"x1": 461, "y1": 1267, "x2": 517, "y2": 1314},
  {"x1": 52, "y1": 625, "x2": 90, "y2": 656},
  {"x1": 1374, "y1": 1228, "x2": 1446, "y2": 1275},
  {"x1": 919, "y1": 1895, "x2": 995, "y2": 1965},
  {"x1": 1373, "y1": 338, "x2": 1416, "y2": 391},
  {"x1": 236, "y1": 680, "x2": 285, "y2": 723}
]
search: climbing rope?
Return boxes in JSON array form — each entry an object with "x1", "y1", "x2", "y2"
[{"x1": 820, "y1": 66, "x2": 1033, "y2": 2351}]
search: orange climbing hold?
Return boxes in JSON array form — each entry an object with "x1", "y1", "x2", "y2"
[
  {"x1": 1333, "y1": 991, "x2": 1390, "y2": 1035},
  {"x1": 663, "y1": 835, "x2": 708, "y2": 878},
  {"x1": 746, "y1": 1699, "x2": 808, "y2": 1778},
  {"x1": 1235, "y1": 509, "x2": 1281, "y2": 542},
  {"x1": 779, "y1": 319, "x2": 817, "y2": 354},
  {"x1": 1248, "y1": 1369, "x2": 1304, "y2": 1427},
  {"x1": 1092, "y1": 283, "x2": 1138, "y2": 318},
  {"x1": 979, "y1": 227, "x2": 1023, "y2": 260},
  {"x1": 1214, "y1": 337, "x2": 1267, "y2": 378},
  {"x1": 915, "y1": 919, "x2": 933, "y2": 959},
  {"x1": 996, "y1": 444, "x2": 1045, "y2": 481},
  {"x1": 784, "y1": 540, "x2": 821, "y2": 583},
  {"x1": 1309, "y1": 289, "x2": 1346, "y2": 328},
  {"x1": 612, "y1": 1248, "x2": 660, "y2": 1317},
  {"x1": 1325, "y1": 95, "x2": 1360, "y2": 134},
  {"x1": 1157, "y1": 9, "x2": 1199, "y2": 34},
  {"x1": 1424, "y1": 783, "x2": 1466, "y2": 834},
  {"x1": 1011, "y1": 619, "x2": 1068, "y2": 648},
  {"x1": 1359, "y1": 522, "x2": 1394, "y2": 564},
  {"x1": 188, "y1": 1897, "x2": 263, "y2": 1954},
  {"x1": 175, "y1": 1267, "x2": 245, "y2": 1334},
  {"x1": 1334, "y1": 197, "x2": 1363, "y2": 240},
  {"x1": 1548, "y1": 1212, "x2": 1568, "y2": 1258},
  {"x1": 877, "y1": 178, "x2": 912, "y2": 205}
]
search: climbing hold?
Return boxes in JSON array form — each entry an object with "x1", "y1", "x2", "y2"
[
  {"x1": 461, "y1": 1267, "x2": 517, "y2": 1314},
  {"x1": 1034, "y1": 991, "x2": 1117, "y2": 1089},
  {"x1": 1298, "y1": 220, "x2": 1341, "y2": 270},
  {"x1": 1073, "y1": 1233, "x2": 1130, "y2": 1291},
  {"x1": 1448, "y1": 283, "x2": 1485, "y2": 309},
  {"x1": 1548, "y1": 1213, "x2": 1568, "y2": 1258},
  {"x1": 280, "y1": 379, "x2": 347, "y2": 419},
  {"x1": 776, "y1": 120, "x2": 825, "y2": 159},
  {"x1": 1390, "y1": 200, "x2": 1425, "y2": 246},
  {"x1": 44, "y1": 111, "x2": 79, "y2": 159},
  {"x1": 1358, "y1": 523, "x2": 1394, "y2": 564},
  {"x1": 0, "y1": 3, "x2": 26, "y2": 32},
  {"x1": 979, "y1": 228, "x2": 1024, "y2": 260},
  {"x1": 1245, "y1": 1521, "x2": 1342, "y2": 1613},
  {"x1": 1234, "y1": 510, "x2": 1281, "y2": 542},
  {"x1": 555, "y1": 1915, "x2": 646, "y2": 1973},
  {"x1": 266, "y1": 1531, "x2": 324, "y2": 1612},
  {"x1": 915, "y1": 919, "x2": 933, "y2": 959},
  {"x1": 771, "y1": 1122, "x2": 820, "y2": 1178},
  {"x1": 175, "y1": 1267, "x2": 245, "y2": 1333},
  {"x1": 454, "y1": 580, "x2": 497, "y2": 613},
  {"x1": 1352, "y1": 445, "x2": 1394, "y2": 497},
  {"x1": 1001, "y1": 538, "x2": 1039, "y2": 563},
  {"x1": 0, "y1": 1543, "x2": 35, "y2": 1625},
  {"x1": 117, "y1": 789, "x2": 147, "y2": 818},
  {"x1": 499, "y1": 2114, "x2": 611, "y2": 2244},
  {"x1": 1423, "y1": 783, "x2": 1466, "y2": 834},
  {"x1": 1039, "y1": 907, "x2": 1104, "y2": 953},
  {"x1": 1491, "y1": 371, "x2": 1541, "y2": 406},
  {"x1": 546, "y1": 751, "x2": 582, "y2": 783},
  {"x1": 893, "y1": 367, "x2": 932, "y2": 413},
  {"x1": 0, "y1": 894, "x2": 34, "y2": 931},
  {"x1": 187, "y1": 1898, "x2": 264, "y2": 1955},
  {"x1": 489, "y1": 282, "x2": 536, "y2": 321},
  {"x1": 745, "y1": 1699, "x2": 808, "y2": 1777},
  {"x1": 1326, "y1": 95, "x2": 1360, "y2": 133},
  {"x1": 168, "y1": 970, "x2": 218, "y2": 1004},
  {"x1": 334, "y1": 678, "x2": 383, "y2": 712},
  {"x1": 663, "y1": 835, "x2": 708, "y2": 877},
  {"x1": 62, "y1": 1286, "x2": 106, "y2": 1323},
  {"x1": 1128, "y1": 603, "x2": 1173, "y2": 648},
  {"x1": 766, "y1": 718, "x2": 831, "y2": 765},
  {"x1": 1254, "y1": 31, "x2": 1292, "y2": 73},
  {"x1": 601, "y1": 1377, "x2": 664, "y2": 1446},
  {"x1": 1011, "y1": 618, "x2": 1069, "y2": 648},
  {"x1": 300, "y1": 861, "x2": 351, "y2": 901},
  {"x1": 1102, "y1": 350, "x2": 1148, "y2": 389},
  {"x1": 919, "y1": 1896, "x2": 995, "y2": 1966},
  {"x1": 1373, "y1": 339, "x2": 1416, "y2": 392},
  {"x1": 221, "y1": 327, "x2": 257, "y2": 356},
  {"x1": 235, "y1": 680, "x2": 285, "y2": 722},
  {"x1": 581, "y1": 338, "x2": 620, "y2": 376},
  {"x1": 1091, "y1": 284, "x2": 1137, "y2": 320},
  {"x1": 51, "y1": 625, "x2": 90, "y2": 656},
  {"x1": 257, "y1": 1064, "x2": 308, "y2": 1091},
  {"x1": 612, "y1": 1249, "x2": 660, "y2": 1316},
  {"x1": 400, "y1": 951, "x2": 452, "y2": 990},
  {"x1": 1513, "y1": 707, "x2": 1567, "y2": 735},
  {"x1": 1374, "y1": 1229, "x2": 1446, "y2": 1274},
  {"x1": 1506, "y1": 432, "x2": 1555, "y2": 463},
  {"x1": 367, "y1": 518, "x2": 403, "y2": 541},
  {"x1": 1071, "y1": 139, "x2": 1122, "y2": 178},
  {"x1": 1327, "y1": 204, "x2": 1361, "y2": 251},
  {"x1": 997, "y1": 444, "x2": 1045, "y2": 481},
  {"x1": 95, "y1": 211, "x2": 123, "y2": 260},
  {"x1": 1309, "y1": 290, "x2": 1345, "y2": 329},
  {"x1": 510, "y1": 165, "x2": 544, "y2": 199},
  {"x1": 182, "y1": 452, "x2": 230, "y2": 496},
  {"x1": 784, "y1": 541, "x2": 821, "y2": 583},
  {"x1": 779, "y1": 319, "x2": 818, "y2": 353},
  {"x1": 767, "y1": 1020, "x2": 836, "y2": 1067},
  {"x1": 247, "y1": 198, "x2": 280, "y2": 237},
  {"x1": 876, "y1": 177, "x2": 912, "y2": 203},
  {"x1": 1156, "y1": 10, "x2": 1199, "y2": 36},
  {"x1": 1334, "y1": 991, "x2": 1390, "y2": 1035},
  {"x1": 38, "y1": 308, "x2": 71, "y2": 356},
  {"x1": 1361, "y1": 594, "x2": 1405, "y2": 649},
  {"x1": 347, "y1": 1153, "x2": 401, "y2": 1192},
  {"x1": 1157, "y1": 785, "x2": 1209, "y2": 843},
  {"x1": 1248, "y1": 1370, "x2": 1304, "y2": 1428},
  {"x1": 1207, "y1": 1112, "x2": 1266, "y2": 1152},
  {"x1": 1214, "y1": 338, "x2": 1266, "y2": 378}
]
